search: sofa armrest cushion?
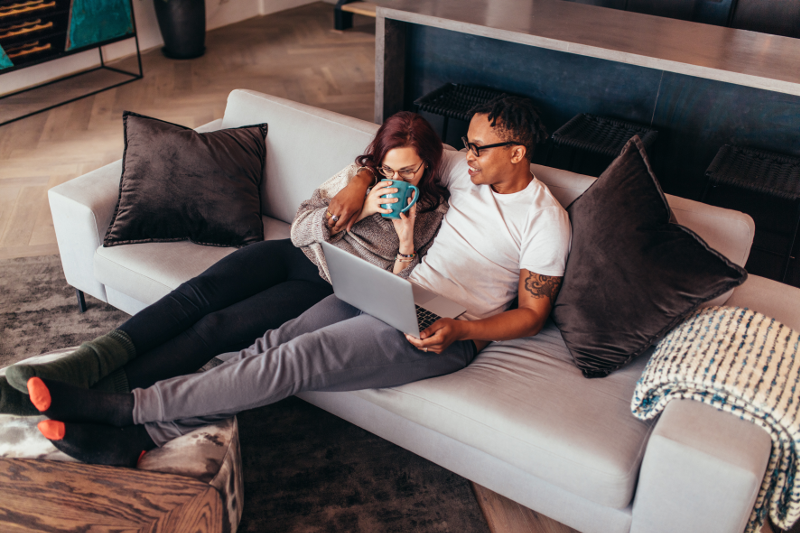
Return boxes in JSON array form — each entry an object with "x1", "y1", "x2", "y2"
[
  {"x1": 631, "y1": 400, "x2": 771, "y2": 533},
  {"x1": 48, "y1": 160, "x2": 124, "y2": 302},
  {"x1": 725, "y1": 274, "x2": 800, "y2": 331}
]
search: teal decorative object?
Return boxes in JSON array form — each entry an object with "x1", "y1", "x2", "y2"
[
  {"x1": 67, "y1": 0, "x2": 135, "y2": 50},
  {"x1": 0, "y1": 45, "x2": 12, "y2": 71}
]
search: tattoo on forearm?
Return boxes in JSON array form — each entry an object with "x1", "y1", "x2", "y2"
[{"x1": 524, "y1": 273, "x2": 563, "y2": 303}]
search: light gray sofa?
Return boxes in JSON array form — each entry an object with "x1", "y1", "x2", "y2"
[{"x1": 48, "y1": 89, "x2": 800, "y2": 533}]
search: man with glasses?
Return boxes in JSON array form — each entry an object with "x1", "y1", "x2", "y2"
[
  {"x1": 400, "y1": 94, "x2": 571, "y2": 353},
  {"x1": 328, "y1": 94, "x2": 570, "y2": 354}
]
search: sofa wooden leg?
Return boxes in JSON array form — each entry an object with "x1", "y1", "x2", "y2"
[{"x1": 76, "y1": 289, "x2": 87, "y2": 313}]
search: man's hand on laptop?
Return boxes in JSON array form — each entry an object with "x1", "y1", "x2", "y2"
[
  {"x1": 405, "y1": 318, "x2": 464, "y2": 354},
  {"x1": 404, "y1": 270, "x2": 564, "y2": 354}
]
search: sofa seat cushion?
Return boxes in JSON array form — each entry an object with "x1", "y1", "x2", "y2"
[
  {"x1": 353, "y1": 320, "x2": 654, "y2": 509},
  {"x1": 0, "y1": 348, "x2": 244, "y2": 533},
  {"x1": 95, "y1": 216, "x2": 291, "y2": 306}
]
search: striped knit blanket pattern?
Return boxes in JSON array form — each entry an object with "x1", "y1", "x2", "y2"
[{"x1": 631, "y1": 306, "x2": 800, "y2": 533}]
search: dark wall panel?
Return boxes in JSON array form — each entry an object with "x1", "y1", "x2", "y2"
[
  {"x1": 406, "y1": 24, "x2": 662, "y2": 144},
  {"x1": 404, "y1": 24, "x2": 800, "y2": 200},
  {"x1": 731, "y1": 0, "x2": 800, "y2": 38},
  {"x1": 651, "y1": 73, "x2": 800, "y2": 198},
  {"x1": 626, "y1": 0, "x2": 696, "y2": 20}
]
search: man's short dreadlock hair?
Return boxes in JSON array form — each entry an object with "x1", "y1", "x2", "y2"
[{"x1": 468, "y1": 95, "x2": 548, "y2": 162}]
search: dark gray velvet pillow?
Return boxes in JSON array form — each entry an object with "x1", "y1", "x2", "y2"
[
  {"x1": 104, "y1": 111, "x2": 267, "y2": 247},
  {"x1": 551, "y1": 136, "x2": 747, "y2": 378}
]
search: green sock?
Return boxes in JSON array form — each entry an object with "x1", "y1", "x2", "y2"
[
  {"x1": 6, "y1": 330, "x2": 137, "y2": 394},
  {"x1": 0, "y1": 376, "x2": 40, "y2": 416},
  {"x1": 92, "y1": 368, "x2": 131, "y2": 393}
]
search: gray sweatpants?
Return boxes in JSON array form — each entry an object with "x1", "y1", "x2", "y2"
[{"x1": 133, "y1": 295, "x2": 477, "y2": 446}]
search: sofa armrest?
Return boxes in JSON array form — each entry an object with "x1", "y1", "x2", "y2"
[
  {"x1": 630, "y1": 400, "x2": 771, "y2": 533},
  {"x1": 194, "y1": 118, "x2": 223, "y2": 133},
  {"x1": 725, "y1": 274, "x2": 800, "y2": 331},
  {"x1": 47, "y1": 118, "x2": 224, "y2": 305},
  {"x1": 48, "y1": 160, "x2": 123, "y2": 303}
]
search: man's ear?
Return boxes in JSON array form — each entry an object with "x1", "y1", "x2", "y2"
[{"x1": 510, "y1": 145, "x2": 527, "y2": 164}]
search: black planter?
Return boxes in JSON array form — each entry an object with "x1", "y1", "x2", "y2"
[{"x1": 153, "y1": 0, "x2": 206, "y2": 59}]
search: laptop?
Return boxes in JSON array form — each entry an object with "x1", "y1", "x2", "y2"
[{"x1": 321, "y1": 241, "x2": 467, "y2": 338}]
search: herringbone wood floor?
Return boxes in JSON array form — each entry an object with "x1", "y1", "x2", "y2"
[
  {"x1": 0, "y1": 2, "x2": 376, "y2": 260},
  {"x1": 0, "y1": 3, "x2": 577, "y2": 532}
]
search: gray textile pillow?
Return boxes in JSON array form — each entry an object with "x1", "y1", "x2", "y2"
[
  {"x1": 551, "y1": 136, "x2": 748, "y2": 378},
  {"x1": 104, "y1": 111, "x2": 267, "y2": 247}
]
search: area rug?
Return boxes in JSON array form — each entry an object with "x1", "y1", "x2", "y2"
[{"x1": 0, "y1": 255, "x2": 491, "y2": 533}]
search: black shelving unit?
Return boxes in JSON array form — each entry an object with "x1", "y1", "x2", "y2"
[{"x1": 0, "y1": 0, "x2": 143, "y2": 127}]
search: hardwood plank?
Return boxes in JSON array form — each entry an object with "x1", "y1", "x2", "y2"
[
  {"x1": 0, "y1": 185, "x2": 45, "y2": 247},
  {"x1": 27, "y1": 173, "x2": 72, "y2": 247},
  {"x1": 472, "y1": 482, "x2": 579, "y2": 533},
  {"x1": 0, "y1": 243, "x2": 61, "y2": 259},
  {"x1": 0, "y1": 185, "x2": 21, "y2": 240}
]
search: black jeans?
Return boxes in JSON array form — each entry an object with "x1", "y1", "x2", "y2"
[{"x1": 117, "y1": 239, "x2": 333, "y2": 390}]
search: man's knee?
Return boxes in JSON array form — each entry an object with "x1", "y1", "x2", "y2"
[{"x1": 307, "y1": 295, "x2": 361, "y2": 323}]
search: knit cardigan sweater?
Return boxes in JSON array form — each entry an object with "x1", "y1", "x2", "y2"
[{"x1": 291, "y1": 163, "x2": 448, "y2": 283}]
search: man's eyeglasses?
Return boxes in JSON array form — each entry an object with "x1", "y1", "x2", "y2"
[
  {"x1": 378, "y1": 160, "x2": 425, "y2": 180},
  {"x1": 462, "y1": 136, "x2": 521, "y2": 157}
]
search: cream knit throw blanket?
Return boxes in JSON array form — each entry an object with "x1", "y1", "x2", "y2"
[{"x1": 632, "y1": 306, "x2": 800, "y2": 532}]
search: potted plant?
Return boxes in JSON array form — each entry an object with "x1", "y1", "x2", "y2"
[{"x1": 153, "y1": 0, "x2": 206, "y2": 59}]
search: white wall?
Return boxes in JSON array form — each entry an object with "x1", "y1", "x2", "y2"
[{"x1": 0, "y1": 0, "x2": 320, "y2": 95}]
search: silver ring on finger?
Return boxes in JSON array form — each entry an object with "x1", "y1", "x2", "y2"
[{"x1": 330, "y1": 214, "x2": 340, "y2": 223}]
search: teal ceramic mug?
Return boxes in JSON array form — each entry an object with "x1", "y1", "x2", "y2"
[{"x1": 380, "y1": 180, "x2": 419, "y2": 219}]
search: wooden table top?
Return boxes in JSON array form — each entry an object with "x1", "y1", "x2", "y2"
[
  {"x1": 0, "y1": 457, "x2": 224, "y2": 532},
  {"x1": 373, "y1": 0, "x2": 800, "y2": 96}
]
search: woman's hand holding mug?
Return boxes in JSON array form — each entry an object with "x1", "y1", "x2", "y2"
[{"x1": 357, "y1": 181, "x2": 398, "y2": 221}]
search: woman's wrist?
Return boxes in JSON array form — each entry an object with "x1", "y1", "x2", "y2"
[
  {"x1": 398, "y1": 243, "x2": 415, "y2": 255},
  {"x1": 356, "y1": 204, "x2": 372, "y2": 223},
  {"x1": 396, "y1": 247, "x2": 415, "y2": 263}
]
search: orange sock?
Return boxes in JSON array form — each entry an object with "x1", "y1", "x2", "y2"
[
  {"x1": 27, "y1": 377, "x2": 51, "y2": 412},
  {"x1": 38, "y1": 420, "x2": 65, "y2": 440}
]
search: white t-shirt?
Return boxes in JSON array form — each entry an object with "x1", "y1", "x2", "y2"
[{"x1": 409, "y1": 149, "x2": 572, "y2": 321}]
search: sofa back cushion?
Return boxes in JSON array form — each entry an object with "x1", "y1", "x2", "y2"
[
  {"x1": 532, "y1": 163, "x2": 755, "y2": 268},
  {"x1": 217, "y1": 89, "x2": 754, "y2": 266},
  {"x1": 220, "y1": 90, "x2": 380, "y2": 224}
]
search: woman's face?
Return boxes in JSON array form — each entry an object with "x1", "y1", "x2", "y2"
[{"x1": 379, "y1": 146, "x2": 426, "y2": 186}]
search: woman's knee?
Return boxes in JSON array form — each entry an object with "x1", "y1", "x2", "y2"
[{"x1": 190, "y1": 311, "x2": 257, "y2": 352}]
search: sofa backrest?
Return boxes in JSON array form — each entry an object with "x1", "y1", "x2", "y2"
[
  {"x1": 533, "y1": 163, "x2": 755, "y2": 268},
  {"x1": 219, "y1": 89, "x2": 754, "y2": 269},
  {"x1": 221, "y1": 90, "x2": 380, "y2": 224}
]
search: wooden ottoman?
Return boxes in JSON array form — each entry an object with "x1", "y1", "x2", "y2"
[{"x1": 0, "y1": 348, "x2": 244, "y2": 533}]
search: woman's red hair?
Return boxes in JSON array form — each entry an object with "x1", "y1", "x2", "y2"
[{"x1": 356, "y1": 111, "x2": 448, "y2": 213}]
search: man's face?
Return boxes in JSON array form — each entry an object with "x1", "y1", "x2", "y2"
[{"x1": 464, "y1": 114, "x2": 516, "y2": 188}]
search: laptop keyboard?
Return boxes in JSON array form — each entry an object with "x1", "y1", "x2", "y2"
[{"x1": 415, "y1": 305, "x2": 442, "y2": 331}]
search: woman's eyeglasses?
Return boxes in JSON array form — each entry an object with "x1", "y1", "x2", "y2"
[
  {"x1": 462, "y1": 136, "x2": 521, "y2": 157},
  {"x1": 378, "y1": 160, "x2": 425, "y2": 180}
]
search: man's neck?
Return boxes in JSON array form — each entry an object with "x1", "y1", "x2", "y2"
[{"x1": 490, "y1": 166, "x2": 533, "y2": 195}]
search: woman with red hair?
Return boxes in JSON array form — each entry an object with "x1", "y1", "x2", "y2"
[
  {"x1": 21, "y1": 107, "x2": 486, "y2": 466},
  {"x1": 2, "y1": 111, "x2": 448, "y2": 417}
]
